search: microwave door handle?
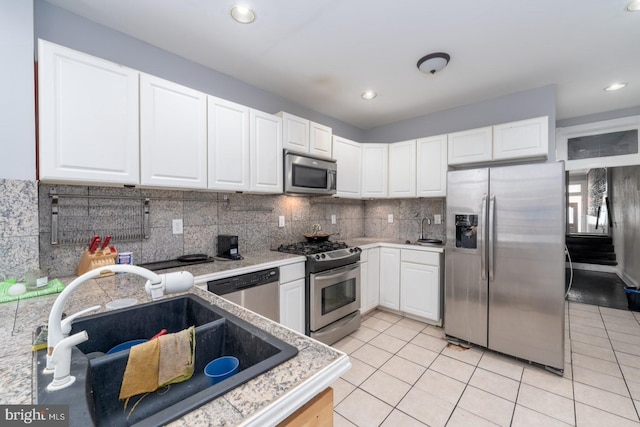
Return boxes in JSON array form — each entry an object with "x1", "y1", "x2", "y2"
[{"x1": 329, "y1": 170, "x2": 337, "y2": 191}]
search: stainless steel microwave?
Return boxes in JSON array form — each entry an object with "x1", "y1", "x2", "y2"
[{"x1": 284, "y1": 150, "x2": 337, "y2": 196}]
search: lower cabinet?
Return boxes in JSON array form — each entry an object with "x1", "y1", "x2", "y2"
[
  {"x1": 279, "y1": 262, "x2": 305, "y2": 334},
  {"x1": 379, "y1": 247, "x2": 401, "y2": 310},
  {"x1": 360, "y1": 248, "x2": 380, "y2": 314},
  {"x1": 400, "y1": 250, "x2": 440, "y2": 321}
]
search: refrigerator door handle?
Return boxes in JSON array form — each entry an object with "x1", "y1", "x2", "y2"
[
  {"x1": 480, "y1": 193, "x2": 488, "y2": 280},
  {"x1": 488, "y1": 194, "x2": 496, "y2": 282}
]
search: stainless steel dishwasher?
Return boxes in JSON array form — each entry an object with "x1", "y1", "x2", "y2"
[{"x1": 206, "y1": 267, "x2": 280, "y2": 322}]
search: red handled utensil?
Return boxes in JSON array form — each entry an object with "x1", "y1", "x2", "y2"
[
  {"x1": 150, "y1": 329, "x2": 167, "y2": 340},
  {"x1": 88, "y1": 235, "x2": 100, "y2": 254},
  {"x1": 100, "y1": 235, "x2": 112, "y2": 250}
]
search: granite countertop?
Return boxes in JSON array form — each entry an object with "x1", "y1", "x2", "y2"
[
  {"x1": 0, "y1": 250, "x2": 348, "y2": 426},
  {"x1": 345, "y1": 237, "x2": 446, "y2": 253}
]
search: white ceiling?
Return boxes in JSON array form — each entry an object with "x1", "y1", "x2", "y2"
[{"x1": 44, "y1": 0, "x2": 640, "y2": 130}]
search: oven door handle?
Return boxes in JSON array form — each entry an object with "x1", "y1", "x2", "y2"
[{"x1": 313, "y1": 263, "x2": 359, "y2": 281}]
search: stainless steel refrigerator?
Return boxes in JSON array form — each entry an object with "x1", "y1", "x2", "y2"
[{"x1": 444, "y1": 162, "x2": 565, "y2": 373}]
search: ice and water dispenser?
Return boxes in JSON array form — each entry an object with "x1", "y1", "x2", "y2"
[{"x1": 455, "y1": 214, "x2": 478, "y2": 249}]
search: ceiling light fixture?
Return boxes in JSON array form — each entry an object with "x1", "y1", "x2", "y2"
[
  {"x1": 604, "y1": 82, "x2": 627, "y2": 91},
  {"x1": 417, "y1": 52, "x2": 450, "y2": 75},
  {"x1": 627, "y1": 0, "x2": 640, "y2": 11},
  {"x1": 361, "y1": 90, "x2": 377, "y2": 100},
  {"x1": 230, "y1": 5, "x2": 256, "y2": 24}
]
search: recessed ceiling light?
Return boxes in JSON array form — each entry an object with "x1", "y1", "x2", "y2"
[
  {"x1": 361, "y1": 90, "x2": 377, "y2": 100},
  {"x1": 230, "y1": 5, "x2": 256, "y2": 24},
  {"x1": 604, "y1": 82, "x2": 627, "y2": 91},
  {"x1": 627, "y1": 0, "x2": 640, "y2": 11}
]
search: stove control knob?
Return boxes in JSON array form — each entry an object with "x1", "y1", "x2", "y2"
[
  {"x1": 355, "y1": 247, "x2": 361, "y2": 252},
  {"x1": 321, "y1": 253, "x2": 326, "y2": 259},
  {"x1": 315, "y1": 255, "x2": 321, "y2": 260}
]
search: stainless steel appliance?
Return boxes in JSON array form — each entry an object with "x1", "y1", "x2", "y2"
[
  {"x1": 207, "y1": 267, "x2": 280, "y2": 322},
  {"x1": 445, "y1": 162, "x2": 565, "y2": 373},
  {"x1": 284, "y1": 150, "x2": 337, "y2": 196},
  {"x1": 277, "y1": 241, "x2": 361, "y2": 344}
]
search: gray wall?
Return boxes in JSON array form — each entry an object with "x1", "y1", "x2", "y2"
[
  {"x1": 34, "y1": 0, "x2": 365, "y2": 142},
  {"x1": 1, "y1": 0, "x2": 35, "y2": 181},
  {"x1": 557, "y1": 106, "x2": 640, "y2": 128},
  {"x1": 611, "y1": 166, "x2": 640, "y2": 287}
]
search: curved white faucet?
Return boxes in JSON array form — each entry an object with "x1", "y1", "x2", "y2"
[{"x1": 44, "y1": 264, "x2": 194, "y2": 390}]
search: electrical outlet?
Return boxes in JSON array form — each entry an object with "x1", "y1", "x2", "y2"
[
  {"x1": 331, "y1": 214, "x2": 337, "y2": 224},
  {"x1": 434, "y1": 214, "x2": 442, "y2": 225},
  {"x1": 278, "y1": 216, "x2": 285, "y2": 228},
  {"x1": 388, "y1": 214, "x2": 394, "y2": 223},
  {"x1": 172, "y1": 219, "x2": 183, "y2": 235}
]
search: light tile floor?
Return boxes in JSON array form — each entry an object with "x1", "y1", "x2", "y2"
[{"x1": 331, "y1": 302, "x2": 640, "y2": 426}]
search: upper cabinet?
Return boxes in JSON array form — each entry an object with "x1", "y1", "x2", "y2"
[
  {"x1": 361, "y1": 144, "x2": 388, "y2": 198},
  {"x1": 332, "y1": 136, "x2": 362, "y2": 198},
  {"x1": 140, "y1": 74, "x2": 207, "y2": 189},
  {"x1": 279, "y1": 112, "x2": 333, "y2": 158},
  {"x1": 448, "y1": 126, "x2": 493, "y2": 166},
  {"x1": 448, "y1": 116, "x2": 549, "y2": 166},
  {"x1": 417, "y1": 135, "x2": 448, "y2": 197},
  {"x1": 388, "y1": 140, "x2": 416, "y2": 198},
  {"x1": 207, "y1": 96, "x2": 250, "y2": 191},
  {"x1": 250, "y1": 110, "x2": 283, "y2": 193},
  {"x1": 38, "y1": 40, "x2": 140, "y2": 185}
]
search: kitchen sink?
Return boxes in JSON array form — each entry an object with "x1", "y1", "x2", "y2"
[
  {"x1": 416, "y1": 238, "x2": 443, "y2": 245},
  {"x1": 35, "y1": 294, "x2": 298, "y2": 426}
]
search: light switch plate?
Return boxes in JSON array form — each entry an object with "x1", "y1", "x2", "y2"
[
  {"x1": 434, "y1": 214, "x2": 442, "y2": 225},
  {"x1": 388, "y1": 214, "x2": 394, "y2": 223},
  {"x1": 331, "y1": 214, "x2": 337, "y2": 224},
  {"x1": 172, "y1": 219, "x2": 183, "y2": 235},
  {"x1": 278, "y1": 216, "x2": 285, "y2": 228}
]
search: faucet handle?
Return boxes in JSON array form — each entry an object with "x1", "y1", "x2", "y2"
[{"x1": 61, "y1": 305, "x2": 101, "y2": 336}]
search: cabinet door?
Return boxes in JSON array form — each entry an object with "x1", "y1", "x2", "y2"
[
  {"x1": 332, "y1": 136, "x2": 362, "y2": 198},
  {"x1": 140, "y1": 74, "x2": 207, "y2": 188},
  {"x1": 417, "y1": 135, "x2": 447, "y2": 197},
  {"x1": 38, "y1": 40, "x2": 139, "y2": 184},
  {"x1": 493, "y1": 116, "x2": 549, "y2": 161},
  {"x1": 279, "y1": 112, "x2": 310, "y2": 153},
  {"x1": 379, "y1": 247, "x2": 400, "y2": 310},
  {"x1": 447, "y1": 126, "x2": 492, "y2": 166},
  {"x1": 279, "y1": 278, "x2": 305, "y2": 334},
  {"x1": 310, "y1": 122, "x2": 332, "y2": 158},
  {"x1": 400, "y1": 262, "x2": 440, "y2": 321},
  {"x1": 250, "y1": 110, "x2": 283, "y2": 193},
  {"x1": 366, "y1": 248, "x2": 381, "y2": 312},
  {"x1": 208, "y1": 96, "x2": 250, "y2": 191},
  {"x1": 361, "y1": 144, "x2": 388, "y2": 198},
  {"x1": 388, "y1": 139, "x2": 417, "y2": 197}
]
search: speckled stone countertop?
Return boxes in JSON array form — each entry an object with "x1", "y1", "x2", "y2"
[
  {"x1": 345, "y1": 237, "x2": 446, "y2": 252},
  {"x1": 0, "y1": 251, "x2": 350, "y2": 426}
]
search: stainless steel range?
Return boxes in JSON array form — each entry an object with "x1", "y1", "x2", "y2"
[{"x1": 277, "y1": 241, "x2": 361, "y2": 345}]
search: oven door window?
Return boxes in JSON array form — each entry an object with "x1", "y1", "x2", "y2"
[
  {"x1": 322, "y1": 278, "x2": 356, "y2": 315},
  {"x1": 292, "y1": 164, "x2": 327, "y2": 189}
]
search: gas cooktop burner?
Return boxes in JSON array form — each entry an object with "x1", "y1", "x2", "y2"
[{"x1": 277, "y1": 241, "x2": 349, "y2": 256}]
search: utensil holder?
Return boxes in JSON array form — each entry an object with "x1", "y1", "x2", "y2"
[{"x1": 76, "y1": 249, "x2": 119, "y2": 276}]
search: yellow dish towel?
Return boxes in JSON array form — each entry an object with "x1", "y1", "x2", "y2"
[{"x1": 119, "y1": 326, "x2": 195, "y2": 400}]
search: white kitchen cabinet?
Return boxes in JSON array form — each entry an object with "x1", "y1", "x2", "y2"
[
  {"x1": 417, "y1": 135, "x2": 448, "y2": 197},
  {"x1": 279, "y1": 262, "x2": 306, "y2": 334},
  {"x1": 310, "y1": 122, "x2": 333, "y2": 158},
  {"x1": 379, "y1": 247, "x2": 400, "y2": 310},
  {"x1": 279, "y1": 112, "x2": 310, "y2": 153},
  {"x1": 207, "y1": 96, "x2": 250, "y2": 191},
  {"x1": 332, "y1": 135, "x2": 362, "y2": 198},
  {"x1": 38, "y1": 39, "x2": 140, "y2": 185},
  {"x1": 250, "y1": 110, "x2": 283, "y2": 193},
  {"x1": 361, "y1": 144, "x2": 388, "y2": 198},
  {"x1": 448, "y1": 126, "x2": 493, "y2": 166},
  {"x1": 279, "y1": 112, "x2": 333, "y2": 158},
  {"x1": 400, "y1": 249, "x2": 441, "y2": 322},
  {"x1": 140, "y1": 74, "x2": 207, "y2": 189},
  {"x1": 492, "y1": 116, "x2": 548, "y2": 161},
  {"x1": 360, "y1": 248, "x2": 380, "y2": 314},
  {"x1": 388, "y1": 139, "x2": 417, "y2": 198}
]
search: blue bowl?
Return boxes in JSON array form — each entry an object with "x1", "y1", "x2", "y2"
[
  {"x1": 106, "y1": 339, "x2": 148, "y2": 355},
  {"x1": 204, "y1": 356, "x2": 239, "y2": 385}
]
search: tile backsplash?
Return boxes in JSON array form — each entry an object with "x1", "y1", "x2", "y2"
[{"x1": 37, "y1": 183, "x2": 446, "y2": 277}]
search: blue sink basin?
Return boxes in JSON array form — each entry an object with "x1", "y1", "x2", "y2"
[{"x1": 35, "y1": 294, "x2": 298, "y2": 426}]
